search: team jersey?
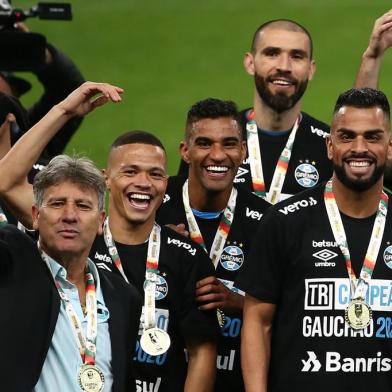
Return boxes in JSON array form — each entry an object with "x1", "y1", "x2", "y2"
[
  {"x1": 235, "y1": 110, "x2": 333, "y2": 200},
  {"x1": 236, "y1": 184, "x2": 392, "y2": 391},
  {"x1": 156, "y1": 175, "x2": 271, "y2": 391},
  {"x1": 90, "y1": 224, "x2": 218, "y2": 392}
]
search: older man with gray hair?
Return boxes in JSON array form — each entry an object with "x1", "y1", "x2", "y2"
[{"x1": 0, "y1": 152, "x2": 141, "y2": 391}]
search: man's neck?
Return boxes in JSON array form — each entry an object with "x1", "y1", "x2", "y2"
[
  {"x1": 108, "y1": 210, "x2": 154, "y2": 245},
  {"x1": 252, "y1": 92, "x2": 302, "y2": 131},
  {"x1": 188, "y1": 176, "x2": 232, "y2": 211},
  {"x1": 332, "y1": 175, "x2": 384, "y2": 218},
  {"x1": 44, "y1": 247, "x2": 88, "y2": 304}
]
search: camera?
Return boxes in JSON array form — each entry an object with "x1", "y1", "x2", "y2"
[
  {"x1": 0, "y1": 1, "x2": 72, "y2": 70},
  {"x1": 0, "y1": 1, "x2": 72, "y2": 29}
]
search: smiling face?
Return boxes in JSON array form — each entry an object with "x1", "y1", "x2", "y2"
[
  {"x1": 244, "y1": 27, "x2": 315, "y2": 113},
  {"x1": 32, "y1": 180, "x2": 105, "y2": 263},
  {"x1": 327, "y1": 106, "x2": 392, "y2": 192},
  {"x1": 105, "y1": 143, "x2": 167, "y2": 228},
  {"x1": 181, "y1": 117, "x2": 246, "y2": 194}
]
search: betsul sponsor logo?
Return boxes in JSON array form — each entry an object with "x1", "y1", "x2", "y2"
[
  {"x1": 383, "y1": 245, "x2": 392, "y2": 269},
  {"x1": 295, "y1": 163, "x2": 319, "y2": 188},
  {"x1": 301, "y1": 351, "x2": 392, "y2": 373},
  {"x1": 279, "y1": 197, "x2": 317, "y2": 215},
  {"x1": 220, "y1": 245, "x2": 244, "y2": 271},
  {"x1": 94, "y1": 251, "x2": 112, "y2": 264}
]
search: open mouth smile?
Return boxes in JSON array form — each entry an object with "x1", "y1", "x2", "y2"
[{"x1": 127, "y1": 192, "x2": 152, "y2": 210}]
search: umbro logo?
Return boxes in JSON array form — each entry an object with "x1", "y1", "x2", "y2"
[
  {"x1": 302, "y1": 351, "x2": 321, "y2": 372},
  {"x1": 313, "y1": 249, "x2": 337, "y2": 267},
  {"x1": 234, "y1": 167, "x2": 248, "y2": 183},
  {"x1": 313, "y1": 249, "x2": 337, "y2": 262}
]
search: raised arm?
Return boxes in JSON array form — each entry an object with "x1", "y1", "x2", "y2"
[
  {"x1": 355, "y1": 10, "x2": 392, "y2": 88},
  {"x1": 241, "y1": 294, "x2": 276, "y2": 392},
  {"x1": 0, "y1": 82, "x2": 123, "y2": 228}
]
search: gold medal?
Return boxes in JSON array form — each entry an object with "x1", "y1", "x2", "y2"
[
  {"x1": 140, "y1": 327, "x2": 171, "y2": 356},
  {"x1": 78, "y1": 364, "x2": 105, "y2": 392},
  {"x1": 217, "y1": 308, "x2": 226, "y2": 328},
  {"x1": 345, "y1": 299, "x2": 372, "y2": 330}
]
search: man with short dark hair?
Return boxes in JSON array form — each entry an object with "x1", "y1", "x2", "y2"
[
  {"x1": 236, "y1": 19, "x2": 332, "y2": 203},
  {"x1": 0, "y1": 153, "x2": 141, "y2": 391},
  {"x1": 93, "y1": 129, "x2": 218, "y2": 392},
  {"x1": 157, "y1": 97, "x2": 271, "y2": 391},
  {"x1": 237, "y1": 88, "x2": 392, "y2": 391},
  {"x1": 178, "y1": 17, "x2": 390, "y2": 201}
]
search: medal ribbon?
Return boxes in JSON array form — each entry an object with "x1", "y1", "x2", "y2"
[
  {"x1": 246, "y1": 109, "x2": 301, "y2": 204},
  {"x1": 40, "y1": 249, "x2": 98, "y2": 365},
  {"x1": 143, "y1": 224, "x2": 161, "y2": 330},
  {"x1": 103, "y1": 217, "x2": 129, "y2": 283},
  {"x1": 182, "y1": 180, "x2": 237, "y2": 269},
  {"x1": 103, "y1": 218, "x2": 162, "y2": 331},
  {"x1": 324, "y1": 179, "x2": 388, "y2": 300}
]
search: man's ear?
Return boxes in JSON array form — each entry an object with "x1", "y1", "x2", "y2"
[
  {"x1": 308, "y1": 59, "x2": 316, "y2": 81},
  {"x1": 387, "y1": 135, "x2": 392, "y2": 161},
  {"x1": 243, "y1": 52, "x2": 255, "y2": 76},
  {"x1": 180, "y1": 141, "x2": 190, "y2": 164},
  {"x1": 97, "y1": 210, "x2": 106, "y2": 236},
  {"x1": 326, "y1": 134, "x2": 333, "y2": 161},
  {"x1": 102, "y1": 168, "x2": 110, "y2": 191},
  {"x1": 32, "y1": 205, "x2": 39, "y2": 231}
]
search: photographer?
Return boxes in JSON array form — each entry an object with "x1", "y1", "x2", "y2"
[{"x1": 0, "y1": 18, "x2": 85, "y2": 160}]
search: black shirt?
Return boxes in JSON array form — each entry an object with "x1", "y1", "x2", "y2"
[
  {"x1": 235, "y1": 110, "x2": 333, "y2": 199},
  {"x1": 90, "y1": 224, "x2": 219, "y2": 392},
  {"x1": 236, "y1": 184, "x2": 392, "y2": 391},
  {"x1": 156, "y1": 175, "x2": 271, "y2": 392}
]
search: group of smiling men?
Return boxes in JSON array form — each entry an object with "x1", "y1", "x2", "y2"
[{"x1": 0, "y1": 11, "x2": 392, "y2": 392}]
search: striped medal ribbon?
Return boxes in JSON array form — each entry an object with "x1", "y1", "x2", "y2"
[
  {"x1": 182, "y1": 180, "x2": 237, "y2": 327},
  {"x1": 140, "y1": 224, "x2": 171, "y2": 356},
  {"x1": 182, "y1": 180, "x2": 237, "y2": 269},
  {"x1": 324, "y1": 179, "x2": 388, "y2": 329},
  {"x1": 39, "y1": 248, "x2": 105, "y2": 391},
  {"x1": 246, "y1": 109, "x2": 301, "y2": 204},
  {"x1": 103, "y1": 219, "x2": 170, "y2": 355},
  {"x1": 103, "y1": 217, "x2": 129, "y2": 283}
]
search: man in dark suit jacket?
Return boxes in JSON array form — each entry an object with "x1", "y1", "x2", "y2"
[{"x1": 0, "y1": 153, "x2": 141, "y2": 391}]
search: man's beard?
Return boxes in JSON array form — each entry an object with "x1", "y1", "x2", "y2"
[
  {"x1": 254, "y1": 72, "x2": 308, "y2": 114},
  {"x1": 333, "y1": 161, "x2": 385, "y2": 192}
]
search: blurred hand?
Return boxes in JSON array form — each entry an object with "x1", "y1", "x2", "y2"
[
  {"x1": 14, "y1": 22, "x2": 29, "y2": 32},
  {"x1": 196, "y1": 275, "x2": 244, "y2": 313},
  {"x1": 165, "y1": 223, "x2": 189, "y2": 237},
  {"x1": 365, "y1": 9, "x2": 392, "y2": 58}
]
